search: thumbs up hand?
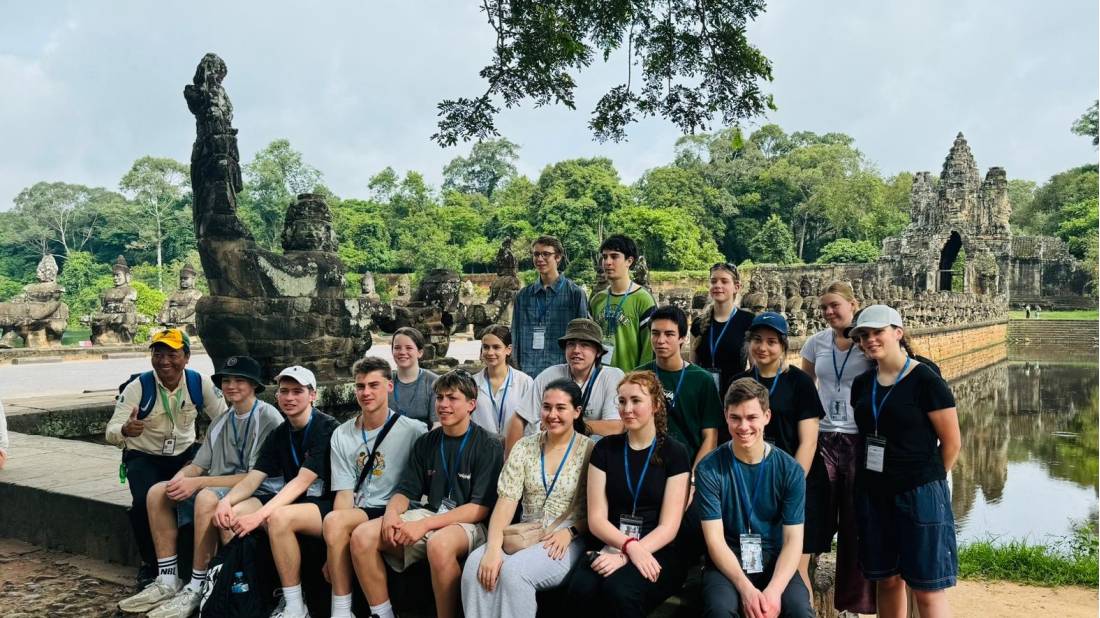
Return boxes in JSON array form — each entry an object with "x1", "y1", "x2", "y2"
[{"x1": 122, "y1": 406, "x2": 145, "y2": 437}]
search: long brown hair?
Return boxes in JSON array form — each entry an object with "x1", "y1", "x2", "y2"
[{"x1": 618, "y1": 370, "x2": 670, "y2": 464}]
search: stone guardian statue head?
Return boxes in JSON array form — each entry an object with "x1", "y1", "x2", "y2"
[
  {"x1": 112, "y1": 255, "x2": 132, "y2": 286},
  {"x1": 179, "y1": 263, "x2": 197, "y2": 289},
  {"x1": 36, "y1": 254, "x2": 59, "y2": 283}
]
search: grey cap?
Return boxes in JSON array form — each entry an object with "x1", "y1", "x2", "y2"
[
  {"x1": 845, "y1": 305, "x2": 904, "y2": 339},
  {"x1": 558, "y1": 318, "x2": 608, "y2": 354}
]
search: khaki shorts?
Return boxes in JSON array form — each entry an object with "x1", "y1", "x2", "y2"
[{"x1": 383, "y1": 508, "x2": 487, "y2": 573}]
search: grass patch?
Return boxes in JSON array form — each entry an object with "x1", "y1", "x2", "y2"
[
  {"x1": 959, "y1": 521, "x2": 1098, "y2": 587},
  {"x1": 1009, "y1": 309, "x2": 1098, "y2": 321}
]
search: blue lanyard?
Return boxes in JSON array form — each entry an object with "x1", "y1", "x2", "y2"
[
  {"x1": 731, "y1": 445, "x2": 770, "y2": 534},
  {"x1": 603, "y1": 284, "x2": 633, "y2": 334},
  {"x1": 532, "y1": 277, "x2": 566, "y2": 324},
  {"x1": 360, "y1": 411, "x2": 396, "y2": 450},
  {"x1": 579, "y1": 364, "x2": 601, "y2": 412},
  {"x1": 483, "y1": 370, "x2": 513, "y2": 432},
  {"x1": 230, "y1": 399, "x2": 259, "y2": 469},
  {"x1": 708, "y1": 309, "x2": 736, "y2": 364},
  {"x1": 656, "y1": 363, "x2": 689, "y2": 410},
  {"x1": 871, "y1": 356, "x2": 911, "y2": 435},
  {"x1": 541, "y1": 431, "x2": 577, "y2": 500},
  {"x1": 753, "y1": 366, "x2": 782, "y2": 398},
  {"x1": 393, "y1": 369, "x2": 422, "y2": 414},
  {"x1": 439, "y1": 427, "x2": 473, "y2": 499},
  {"x1": 623, "y1": 436, "x2": 657, "y2": 516},
  {"x1": 289, "y1": 410, "x2": 316, "y2": 468},
  {"x1": 832, "y1": 340, "x2": 854, "y2": 392}
]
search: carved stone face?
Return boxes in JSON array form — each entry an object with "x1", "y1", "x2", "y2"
[
  {"x1": 36, "y1": 256, "x2": 59, "y2": 283},
  {"x1": 180, "y1": 274, "x2": 196, "y2": 290},
  {"x1": 113, "y1": 270, "x2": 128, "y2": 286}
]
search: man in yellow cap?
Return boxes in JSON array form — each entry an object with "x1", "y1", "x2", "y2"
[{"x1": 106, "y1": 327, "x2": 228, "y2": 590}]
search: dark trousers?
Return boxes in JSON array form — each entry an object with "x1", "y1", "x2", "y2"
[
  {"x1": 565, "y1": 544, "x2": 688, "y2": 618},
  {"x1": 123, "y1": 446, "x2": 198, "y2": 568},
  {"x1": 701, "y1": 565, "x2": 814, "y2": 618},
  {"x1": 820, "y1": 432, "x2": 876, "y2": 613}
]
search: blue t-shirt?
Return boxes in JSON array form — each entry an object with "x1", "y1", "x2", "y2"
[{"x1": 695, "y1": 443, "x2": 805, "y2": 563}]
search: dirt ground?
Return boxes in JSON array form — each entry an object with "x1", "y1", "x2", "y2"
[{"x1": 0, "y1": 537, "x2": 1095, "y2": 617}]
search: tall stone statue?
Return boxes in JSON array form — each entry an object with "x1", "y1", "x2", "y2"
[
  {"x1": 470, "y1": 238, "x2": 523, "y2": 333},
  {"x1": 90, "y1": 256, "x2": 139, "y2": 345},
  {"x1": 360, "y1": 271, "x2": 381, "y2": 303},
  {"x1": 0, "y1": 254, "x2": 69, "y2": 348},
  {"x1": 184, "y1": 53, "x2": 370, "y2": 381},
  {"x1": 496, "y1": 237, "x2": 518, "y2": 277},
  {"x1": 157, "y1": 263, "x2": 202, "y2": 334},
  {"x1": 632, "y1": 255, "x2": 651, "y2": 288}
]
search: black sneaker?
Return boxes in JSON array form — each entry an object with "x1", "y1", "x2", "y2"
[{"x1": 136, "y1": 563, "x2": 157, "y2": 589}]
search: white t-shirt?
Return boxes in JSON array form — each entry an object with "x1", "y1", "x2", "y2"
[
  {"x1": 0, "y1": 399, "x2": 8, "y2": 452},
  {"x1": 800, "y1": 328, "x2": 872, "y2": 434},
  {"x1": 523, "y1": 363, "x2": 625, "y2": 432},
  {"x1": 471, "y1": 368, "x2": 536, "y2": 436},
  {"x1": 329, "y1": 411, "x2": 427, "y2": 509}
]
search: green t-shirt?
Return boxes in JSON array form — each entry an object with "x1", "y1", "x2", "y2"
[
  {"x1": 637, "y1": 360, "x2": 723, "y2": 456},
  {"x1": 590, "y1": 285, "x2": 656, "y2": 372}
]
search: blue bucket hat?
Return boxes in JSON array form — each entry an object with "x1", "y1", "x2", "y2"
[{"x1": 748, "y1": 311, "x2": 788, "y2": 336}]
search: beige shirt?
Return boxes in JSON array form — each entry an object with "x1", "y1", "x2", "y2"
[
  {"x1": 105, "y1": 371, "x2": 227, "y2": 456},
  {"x1": 497, "y1": 432, "x2": 594, "y2": 529}
]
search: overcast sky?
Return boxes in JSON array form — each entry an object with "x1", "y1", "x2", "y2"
[{"x1": 1, "y1": 1, "x2": 1096, "y2": 210}]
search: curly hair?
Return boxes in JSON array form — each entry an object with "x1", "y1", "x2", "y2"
[{"x1": 617, "y1": 370, "x2": 670, "y2": 465}]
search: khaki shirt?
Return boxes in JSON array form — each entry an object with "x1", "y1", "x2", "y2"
[{"x1": 106, "y1": 371, "x2": 227, "y2": 456}]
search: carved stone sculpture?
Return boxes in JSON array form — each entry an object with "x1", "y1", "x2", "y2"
[
  {"x1": 360, "y1": 272, "x2": 380, "y2": 303},
  {"x1": 184, "y1": 53, "x2": 370, "y2": 381},
  {"x1": 470, "y1": 240, "x2": 523, "y2": 334},
  {"x1": 393, "y1": 275, "x2": 412, "y2": 304},
  {"x1": 90, "y1": 256, "x2": 139, "y2": 345},
  {"x1": 496, "y1": 237, "x2": 518, "y2": 277},
  {"x1": 633, "y1": 255, "x2": 651, "y2": 288},
  {"x1": 157, "y1": 263, "x2": 202, "y2": 334},
  {"x1": 375, "y1": 269, "x2": 464, "y2": 358},
  {"x1": 0, "y1": 254, "x2": 69, "y2": 348}
]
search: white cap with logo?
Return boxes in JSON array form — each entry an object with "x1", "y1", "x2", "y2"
[
  {"x1": 275, "y1": 365, "x2": 317, "y2": 390},
  {"x1": 846, "y1": 304, "x2": 904, "y2": 339}
]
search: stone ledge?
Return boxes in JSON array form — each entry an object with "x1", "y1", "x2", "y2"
[
  {"x1": 11, "y1": 356, "x2": 63, "y2": 365},
  {"x1": 0, "y1": 341, "x2": 205, "y2": 365}
]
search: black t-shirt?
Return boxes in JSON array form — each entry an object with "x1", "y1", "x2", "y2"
[
  {"x1": 733, "y1": 365, "x2": 824, "y2": 456},
  {"x1": 254, "y1": 409, "x2": 339, "y2": 499},
  {"x1": 692, "y1": 309, "x2": 755, "y2": 398},
  {"x1": 851, "y1": 362, "x2": 956, "y2": 496},
  {"x1": 395, "y1": 422, "x2": 503, "y2": 511},
  {"x1": 590, "y1": 433, "x2": 692, "y2": 537}
]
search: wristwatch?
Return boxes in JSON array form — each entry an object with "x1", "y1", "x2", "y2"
[{"x1": 568, "y1": 525, "x2": 580, "y2": 539}]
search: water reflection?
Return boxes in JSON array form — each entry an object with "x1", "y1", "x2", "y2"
[{"x1": 950, "y1": 353, "x2": 1098, "y2": 543}]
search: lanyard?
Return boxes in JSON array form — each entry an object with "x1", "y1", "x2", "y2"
[
  {"x1": 603, "y1": 284, "x2": 634, "y2": 335},
  {"x1": 753, "y1": 366, "x2": 782, "y2": 398},
  {"x1": 230, "y1": 399, "x2": 259, "y2": 468},
  {"x1": 731, "y1": 444, "x2": 770, "y2": 534},
  {"x1": 393, "y1": 369, "x2": 422, "y2": 414},
  {"x1": 359, "y1": 411, "x2": 398, "y2": 487},
  {"x1": 289, "y1": 410, "x2": 316, "y2": 468},
  {"x1": 871, "y1": 356, "x2": 911, "y2": 435},
  {"x1": 624, "y1": 436, "x2": 657, "y2": 516},
  {"x1": 708, "y1": 309, "x2": 737, "y2": 364},
  {"x1": 439, "y1": 427, "x2": 473, "y2": 499},
  {"x1": 533, "y1": 277, "x2": 566, "y2": 324},
  {"x1": 656, "y1": 363, "x2": 689, "y2": 410},
  {"x1": 157, "y1": 383, "x2": 185, "y2": 426},
  {"x1": 832, "y1": 340, "x2": 854, "y2": 392},
  {"x1": 578, "y1": 365, "x2": 602, "y2": 412},
  {"x1": 483, "y1": 369, "x2": 513, "y2": 432},
  {"x1": 541, "y1": 431, "x2": 577, "y2": 500}
]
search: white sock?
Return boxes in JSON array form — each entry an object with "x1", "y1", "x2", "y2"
[
  {"x1": 186, "y1": 568, "x2": 207, "y2": 592},
  {"x1": 370, "y1": 599, "x2": 395, "y2": 618},
  {"x1": 331, "y1": 592, "x2": 353, "y2": 617},
  {"x1": 282, "y1": 584, "x2": 305, "y2": 615},
  {"x1": 156, "y1": 555, "x2": 178, "y2": 587}
]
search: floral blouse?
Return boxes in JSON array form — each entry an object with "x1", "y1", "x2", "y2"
[{"x1": 497, "y1": 431, "x2": 594, "y2": 529}]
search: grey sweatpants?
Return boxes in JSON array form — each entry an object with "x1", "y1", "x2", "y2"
[{"x1": 461, "y1": 537, "x2": 585, "y2": 618}]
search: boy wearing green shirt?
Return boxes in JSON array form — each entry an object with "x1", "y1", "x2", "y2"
[{"x1": 589, "y1": 234, "x2": 656, "y2": 372}]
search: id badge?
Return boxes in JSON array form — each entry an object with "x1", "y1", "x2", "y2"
[
  {"x1": 740, "y1": 533, "x2": 764, "y2": 574},
  {"x1": 532, "y1": 327, "x2": 546, "y2": 350},
  {"x1": 161, "y1": 437, "x2": 176, "y2": 455},
  {"x1": 865, "y1": 436, "x2": 887, "y2": 472},
  {"x1": 619, "y1": 515, "x2": 643, "y2": 540},
  {"x1": 602, "y1": 340, "x2": 616, "y2": 365},
  {"x1": 438, "y1": 497, "x2": 457, "y2": 514},
  {"x1": 827, "y1": 399, "x2": 849, "y2": 423},
  {"x1": 709, "y1": 369, "x2": 722, "y2": 392}
]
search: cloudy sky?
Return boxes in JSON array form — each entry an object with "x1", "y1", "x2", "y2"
[{"x1": 1, "y1": 1, "x2": 1096, "y2": 209}]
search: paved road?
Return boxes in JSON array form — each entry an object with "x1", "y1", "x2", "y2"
[{"x1": 0, "y1": 340, "x2": 483, "y2": 399}]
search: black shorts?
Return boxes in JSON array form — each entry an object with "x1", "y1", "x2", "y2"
[
  {"x1": 360, "y1": 506, "x2": 387, "y2": 519},
  {"x1": 802, "y1": 458, "x2": 832, "y2": 554},
  {"x1": 255, "y1": 494, "x2": 335, "y2": 520}
]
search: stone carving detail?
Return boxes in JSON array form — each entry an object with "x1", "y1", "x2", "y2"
[
  {"x1": 0, "y1": 254, "x2": 69, "y2": 348},
  {"x1": 632, "y1": 256, "x2": 650, "y2": 288},
  {"x1": 89, "y1": 256, "x2": 140, "y2": 345},
  {"x1": 184, "y1": 53, "x2": 370, "y2": 381},
  {"x1": 157, "y1": 263, "x2": 202, "y2": 334},
  {"x1": 495, "y1": 237, "x2": 518, "y2": 277},
  {"x1": 374, "y1": 269, "x2": 463, "y2": 359},
  {"x1": 359, "y1": 272, "x2": 380, "y2": 303}
]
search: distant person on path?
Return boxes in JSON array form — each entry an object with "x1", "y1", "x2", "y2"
[
  {"x1": 0, "y1": 398, "x2": 8, "y2": 469},
  {"x1": 800, "y1": 282, "x2": 876, "y2": 614},
  {"x1": 388, "y1": 327, "x2": 440, "y2": 429},
  {"x1": 105, "y1": 328, "x2": 228, "y2": 586},
  {"x1": 590, "y1": 235, "x2": 656, "y2": 372},
  {"x1": 1035, "y1": 306, "x2": 1042, "y2": 319},
  {"x1": 511, "y1": 235, "x2": 590, "y2": 377},
  {"x1": 116, "y1": 356, "x2": 282, "y2": 618},
  {"x1": 691, "y1": 262, "x2": 754, "y2": 398},
  {"x1": 848, "y1": 305, "x2": 961, "y2": 618},
  {"x1": 1024, "y1": 304, "x2": 1031, "y2": 319},
  {"x1": 470, "y1": 324, "x2": 535, "y2": 446}
]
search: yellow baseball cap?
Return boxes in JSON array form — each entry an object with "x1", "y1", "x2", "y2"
[{"x1": 149, "y1": 328, "x2": 191, "y2": 351}]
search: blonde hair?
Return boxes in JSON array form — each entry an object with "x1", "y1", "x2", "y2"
[{"x1": 819, "y1": 281, "x2": 858, "y2": 306}]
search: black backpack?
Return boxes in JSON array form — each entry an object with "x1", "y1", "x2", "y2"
[{"x1": 200, "y1": 534, "x2": 277, "y2": 618}]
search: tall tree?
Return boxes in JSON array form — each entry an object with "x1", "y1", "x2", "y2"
[
  {"x1": 435, "y1": 0, "x2": 773, "y2": 145},
  {"x1": 8, "y1": 182, "x2": 122, "y2": 257},
  {"x1": 240, "y1": 139, "x2": 324, "y2": 249},
  {"x1": 442, "y1": 137, "x2": 520, "y2": 198},
  {"x1": 1071, "y1": 100, "x2": 1098, "y2": 147},
  {"x1": 119, "y1": 156, "x2": 191, "y2": 291},
  {"x1": 747, "y1": 213, "x2": 797, "y2": 264}
]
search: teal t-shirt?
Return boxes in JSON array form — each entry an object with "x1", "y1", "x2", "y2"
[
  {"x1": 637, "y1": 360, "x2": 723, "y2": 456},
  {"x1": 590, "y1": 285, "x2": 656, "y2": 372}
]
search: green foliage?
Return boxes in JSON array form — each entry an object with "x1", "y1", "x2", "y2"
[
  {"x1": 435, "y1": 0, "x2": 773, "y2": 146},
  {"x1": 1006, "y1": 178, "x2": 1038, "y2": 232},
  {"x1": 608, "y1": 206, "x2": 723, "y2": 270},
  {"x1": 442, "y1": 138, "x2": 520, "y2": 198},
  {"x1": 1071, "y1": 100, "x2": 1099, "y2": 147},
  {"x1": 950, "y1": 247, "x2": 967, "y2": 293},
  {"x1": 1028, "y1": 165, "x2": 1099, "y2": 236},
  {"x1": 6, "y1": 181, "x2": 127, "y2": 257},
  {"x1": 816, "y1": 238, "x2": 879, "y2": 264},
  {"x1": 1056, "y1": 197, "x2": 1099, "y2": 259},
  {"x1": 132, "y1": 280, "x2": 166, "y2": 319},
  {"x1": 118, "y1": 156, "x2": 192, "y2": 291},
  {"x1": 0, "y1": 275, "x2": 24, "y2": 302},
  {"x1": 747, "y1": 214, "x2": 797, "y2": 264},
  {"x1": 239, "y1": 139, "x2": 324, "y2": 250},
  {"x1": 958, "y1": 520, "x2": 1098, "y2": 587}
]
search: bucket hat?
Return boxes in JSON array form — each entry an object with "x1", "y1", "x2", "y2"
[{"x1": 212, "y1": 355, "x2": 266, "y2": 393}]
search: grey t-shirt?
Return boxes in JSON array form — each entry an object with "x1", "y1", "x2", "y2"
[
  {"x1": 193, "y1": 400, "x2": 284, "y2": 483},
  {"x1": 330, "y1": 411, "x2": 427, "y2": 509},
  {"x1": 389, "y1": 369, "x2": 439, "y2": 428},
  {"x1": 801, "y1": 328, "x2": 871, "y2": 434},
  {"x1": 523, "y1": 364, "x2": 625, "y2": 430}
]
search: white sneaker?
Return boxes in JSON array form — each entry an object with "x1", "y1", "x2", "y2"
[
  {"x1": 147, "y1": 588, "x2": 203, "y2": 618},
  {"x1": 118, "y1": 579, "x2": 182, "y2": 613},
  {"x1": 270, "y1": 603, "x2": 311, "y2": 618}
]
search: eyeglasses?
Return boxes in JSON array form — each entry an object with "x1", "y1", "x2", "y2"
[
  {"x1": 711, "y1": 262, "x2": 738, "y2": 273},
  {"x1": 531, "y1": 251, "x2": 557, "y2": 260}
]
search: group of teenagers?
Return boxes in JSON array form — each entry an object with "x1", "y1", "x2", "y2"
[{"x1": 105, "y1": 233, "x2": 961, "y2": 618}]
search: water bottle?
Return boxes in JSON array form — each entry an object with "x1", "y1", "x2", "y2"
[{"x1": 230, "y1": 571, "x2": 249, "y2": 594}]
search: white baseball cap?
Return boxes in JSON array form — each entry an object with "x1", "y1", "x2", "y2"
[
  {"x1": 845, "y1": 305, "x2": 904, "y2": 339},
  {"x1": 275, "y1": 365, "x2": 317, "y2": 390}
]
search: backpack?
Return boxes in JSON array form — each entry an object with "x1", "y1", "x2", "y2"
[
  {"x1": 117, "y1": 369, "x2": 206, "y2": 419},
  {"x1": 200, "y1": 535, "x2": 277, "y2": 618}
]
